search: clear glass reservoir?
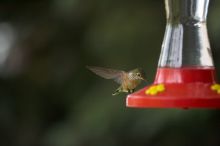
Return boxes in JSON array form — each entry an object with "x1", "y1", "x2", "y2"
[{"x1": 159, "y1": 0, "x2": 213, "y2": 67}]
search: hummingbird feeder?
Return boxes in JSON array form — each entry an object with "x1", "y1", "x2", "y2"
[{"x1": 126, "y1": 0, "x2": 220, "y2": 109}]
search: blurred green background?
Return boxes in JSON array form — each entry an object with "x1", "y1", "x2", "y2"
[{"x1": 1, "y1": 0, "x2": 220, "y2": 146}]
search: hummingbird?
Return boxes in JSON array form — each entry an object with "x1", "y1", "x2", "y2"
[{"x1": 86, "y1": 66, "x2": 146, "y2": 95}]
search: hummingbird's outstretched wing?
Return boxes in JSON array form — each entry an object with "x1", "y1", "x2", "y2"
[{"x1": 86, "y1": 66, "x2": 124, "y2": 84}]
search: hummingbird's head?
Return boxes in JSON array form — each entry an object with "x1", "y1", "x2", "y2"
[{"x1": 129, "y1": 68, "x2": 146, "y2": 81}]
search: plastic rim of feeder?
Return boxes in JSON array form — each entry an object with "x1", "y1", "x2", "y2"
[{"x1": 126, "y1": 0, "x2": 220, "y2": 109}]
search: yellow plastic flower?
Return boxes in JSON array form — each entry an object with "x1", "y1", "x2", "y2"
[
  {"x1": 156, "y1": 84, "x2": 165, "y2": 92},
  {"x1": 145, "y1": 84, "x2": 165, "y2": 95},
  {"x1": 211, "y1": 83, "x2": 220, "y2": 94}
]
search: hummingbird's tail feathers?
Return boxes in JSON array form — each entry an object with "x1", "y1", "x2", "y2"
[
  {"x1": 112, "y1": 89, "x2": 121, "y2": 96},
  {"x1": 112, "y1": 86, "x2": 131, "y2": 96},
  {"x1": 112, "y1": 86, "x2": 123, "y2": 96},
  {"x1": 129, "y1": 89, "x2": 135, "y2": 93},
  {"x1": 112, "y1": 91, "x2": 120, "y2": 96},
  {"x1": 86, "y1": 66, "x2": 123, "y2": 83}
]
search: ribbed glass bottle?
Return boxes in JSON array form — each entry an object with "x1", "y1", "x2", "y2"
[{"x1": 159, "y1": 0, "x2": 213, "y2": 68}]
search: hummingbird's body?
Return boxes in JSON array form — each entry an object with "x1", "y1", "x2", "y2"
[{"x1": 87, "y1": 66, "x2": 146, "y2": 95}]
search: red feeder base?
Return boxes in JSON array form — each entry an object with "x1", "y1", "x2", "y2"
[{"x1": 126, "y1": 67, "x2": 220, "y2": 109}]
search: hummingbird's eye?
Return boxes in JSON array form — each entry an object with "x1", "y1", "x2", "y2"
[{"x1": 137, "y1": 73, "x2": 141, "y2": 76}]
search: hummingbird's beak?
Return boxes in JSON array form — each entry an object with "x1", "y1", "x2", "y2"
[{"x1": 140, "y1": 77, "x2": 147, "y2": 81}]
